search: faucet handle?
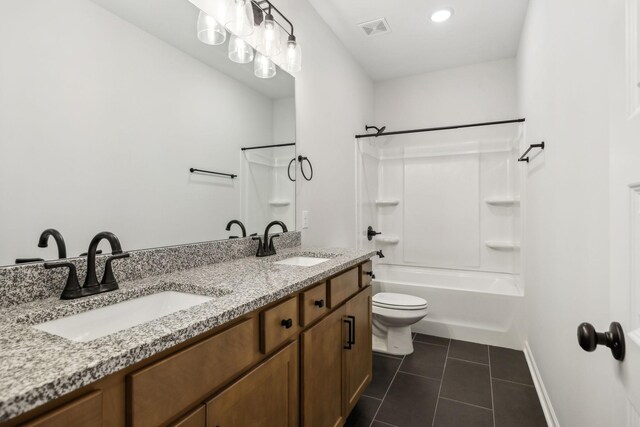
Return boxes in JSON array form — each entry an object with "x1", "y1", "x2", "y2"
[
  {"x1": 101, "y1": 252, "x2": 130, "y2": 287},
  {"x1": 44, "y1": 262, "x2": 81, "y2": 300}
]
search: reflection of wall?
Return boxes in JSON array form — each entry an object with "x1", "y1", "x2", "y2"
[
  {"x1": 273, "y1": 97, "x2": 296, "y2": 144},
  {"x1": 0, "y1": 0, "x2": 275, "y2": 264}
]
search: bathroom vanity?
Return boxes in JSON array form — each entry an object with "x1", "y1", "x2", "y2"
[{"x1": 0, "y1": 240, "x2": 375, "y2": 427}]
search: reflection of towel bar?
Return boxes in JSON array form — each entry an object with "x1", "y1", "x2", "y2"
[
  {"x1": 518, "y1": 141, "x2": 545, "y2": 163},
  {"x1": 189, "y1": 168, "x2": 237, "y2": 179}
]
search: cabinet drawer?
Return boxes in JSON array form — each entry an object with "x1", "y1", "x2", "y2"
[
  {"x1": 24, "y1": 391, "x2": 102, "y2": 427},
  {"x1": 260, "y1": 296, "x2": 299, "y2": 354},
  {"x1": 327, "y1": 267, "x2": 359, "y2": 308},
  {"x1": 300, "y1": 282, "x2": 328, "y2": 327},
  {"x1": 128, "y1": 317, "x2": 259, "y2": 427},
  {"x1": 360, "y1": 260, "x2": 373, "y2": 288}
]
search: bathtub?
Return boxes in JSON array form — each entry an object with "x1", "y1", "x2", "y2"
[{"x1": 371, "y1": 264, "x2": 524, "y2": 349}]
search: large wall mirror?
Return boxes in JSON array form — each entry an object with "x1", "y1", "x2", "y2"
[{"x1": 0, "y1": 0, "x2": 296, "y2": 266}]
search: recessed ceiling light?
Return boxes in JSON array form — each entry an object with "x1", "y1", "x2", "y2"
[{"x1": 430, "y1": 8, "x2": 454, "y2": 23}]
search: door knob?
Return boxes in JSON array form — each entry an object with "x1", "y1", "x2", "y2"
[{"x1": 577, "y1": 322, "x2": 625, "y2": 361}]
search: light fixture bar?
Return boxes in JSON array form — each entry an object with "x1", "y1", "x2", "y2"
[{"x1": 252, "y1": 0, "x2": 294, "y2": 37}]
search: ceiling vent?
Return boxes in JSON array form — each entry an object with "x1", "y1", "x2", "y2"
[{"x1": 358, "y1": 18, "x2": 391, "y2": 37}]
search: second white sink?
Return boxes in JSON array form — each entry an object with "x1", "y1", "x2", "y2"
[
  {"x1": 273, "y1": 256, "x2": 330, "y2": 267},
  {"x1": 33, "y1": 291, "x2": 213, "y2": 342}
]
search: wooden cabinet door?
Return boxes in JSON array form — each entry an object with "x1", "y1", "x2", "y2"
[
  {"x1": 206, "y1": 341, "x2": 298, "y2": 427},
  {"x1": 344, "y1": 287, "x2": 373, "y2": 412},
  {"x1": 22, "y1": 391, "x2": 102, "y2": 427},
  {"x1": 170, "y1": 405, "x2": 205, "y2": 427},
  {"x1": 301, "y1": 306, "x2": 347, "y2": 427}
]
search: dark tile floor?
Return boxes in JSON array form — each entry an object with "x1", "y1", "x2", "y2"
[{"x1": 345, "y1": 333, "x2": 547, "y2": 427}]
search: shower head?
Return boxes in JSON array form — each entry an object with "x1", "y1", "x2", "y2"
[{"x1": 365, "y1": 125, "x2": 387, "y2": 137}]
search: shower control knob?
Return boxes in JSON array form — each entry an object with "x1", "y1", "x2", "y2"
[
  {"x1": 577, "y1": 321, "x2": 625, "y2": 361},
  {"x1": 367, "y1": 226, "x2": 381, "y2": 241}
]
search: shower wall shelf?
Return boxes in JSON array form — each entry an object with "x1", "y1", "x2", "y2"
[
  {"x1": 375, "y1": 199, "x2": 400, "y2": 207},
  {"x1": 484, "y1": 197, "x2": 520, "y2": 206},
  {"x1": 269, "y1": 200, "x2": 291, "y2": 207},
  {"x1": 376, "y1": 236, "x2": 400, "y2": 244},
  {"x1": 485, "y1": 241, "x2": 521, "y2": 250}
]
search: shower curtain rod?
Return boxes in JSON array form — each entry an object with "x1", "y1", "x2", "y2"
[{"x1": 354, "y1": 118, "x2": 525, "y2": 139}]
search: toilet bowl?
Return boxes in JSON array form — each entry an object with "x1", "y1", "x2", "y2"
[{"x1": 372, "y1": 292, "x2": 428, "y2": 356}]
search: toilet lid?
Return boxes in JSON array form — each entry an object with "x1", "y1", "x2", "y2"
[{"x1": 373, "y1": 292, "x2": 427, "y2": 310}]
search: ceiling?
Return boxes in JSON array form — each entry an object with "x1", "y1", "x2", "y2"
[
  {"x1": 89, "y1": 0, "x2": 294, "y2": 99},
  {"x1": 308, "y1": 0, "x2": 529, "y2": 81}
]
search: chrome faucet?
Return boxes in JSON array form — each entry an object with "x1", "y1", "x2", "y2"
[{"x1": 253, "y1": 221, "x2": 288, "y2": 257}]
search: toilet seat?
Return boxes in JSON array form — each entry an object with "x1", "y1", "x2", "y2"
[{"x1": 372, "y1": 292, "x2": 427, "y2": 311}]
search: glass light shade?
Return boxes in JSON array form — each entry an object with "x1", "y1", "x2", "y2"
[
  {"x1": 225, "y1": 0, "x2": 254, "y2": 37},
  {"x1": 197, "y1": 11, "x2": 227, "y2": 45},
  {"x1": 256, "y1": 14, "x2": 281, "y2": 57},
  {"x1": 254, "y1": 52, "x2": 276, "y2": 79},
  {"x1": 283, "y1": 37, "x2": 301, "y2": 73},
  {"x1": 228, "y1": 35, "x2": 254, "y2": 63}
]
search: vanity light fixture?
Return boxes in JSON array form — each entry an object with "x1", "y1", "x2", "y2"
[
  {"x1": 197, "y1": 11, "x2": 227, "y2": 45},
  {"x1": 225, "y1": 0, "x2": 255, "y2": 37},
  {"x1": 430, "y1": 8, "x2": 454, "y2": 23},
  {"x1": 283, "y1": 35, "x2": 301, "y2": 73},
  {"x1": 254, "y1": 52, "x2": 276, "y2": 78},
  {"x1": 192, "y1": 0, "x2": 301, "y2": 78},
  {"x1": 256, "y1": 11, "x2": 281, "y2": 57},
  {"x1": 228, "y1": 34, "x2": 255, "y2": 63}
]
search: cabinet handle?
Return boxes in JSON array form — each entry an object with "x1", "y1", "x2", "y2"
[
  {"x1": 314, "y1": 299, "x2": 325, "y2": 308},
  {"x1": 281, "y1": 318, "x2": 293, "y2": 329},
  {"x1": 343, "y1": 318, "x2": 353, "y2": 349},
  {"x1": 348, "y1": 315, "x2": 356, "y2": 345}
]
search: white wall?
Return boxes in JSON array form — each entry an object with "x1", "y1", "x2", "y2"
[
  {"x1": 274, "y1": 0, "x2": 374, "y2": 248},
  {"x1": 374, "y1": 58, "x2": 518, "y2": 130},
  {"x1": 0, "y1": 0, "x2": 276, "y2": 264},
  {"x1": 517, "y1": 0, "x2": 612, "y2": 425}
]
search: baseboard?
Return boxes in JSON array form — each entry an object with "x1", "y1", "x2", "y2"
[{"x1": 523, "y1": 341, "x2": 560, "y2": 427}]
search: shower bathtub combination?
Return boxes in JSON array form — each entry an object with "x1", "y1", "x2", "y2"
[{"x1": 372, "y1": 264, "x2": 524, "y2": 349}]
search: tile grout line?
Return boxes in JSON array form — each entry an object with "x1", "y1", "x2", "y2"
[
  {"x1": 369, "y1": 352, "x2": 406, "y2": 427},
  {"x1": 439, "y1": 396, "x2": 494, "y2": 411},
  {"x1": 487, "y1": 346, "x2": 496, "y2": 427},
  {"x1": 430, "y1": 338, "x2": 451, "y2": 427},
  {"x1": 397, "y1": 369, "x2": 442, "y2": 382},
  {"x1": 491, "y1": 377, "x2": 536, "y2": 388},
  {"x1": 446, "y1": 356, "x2": 490, "y2": 366}
]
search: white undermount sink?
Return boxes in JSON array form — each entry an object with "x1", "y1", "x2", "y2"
[
  {"x1": 273, "y1": 256, "x2": 330, "y2": 267},
  {"x1": 33, "y1": 291, "x2": 213, "y2": 342}
]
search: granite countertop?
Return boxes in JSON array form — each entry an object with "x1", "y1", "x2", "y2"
[{"x1": 0, "y1": 246, "x2": 376, "y2": 422}]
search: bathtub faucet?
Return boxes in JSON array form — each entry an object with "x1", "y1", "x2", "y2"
[{"x1": 376, "y1": 250, "x2": 385, "y2": 259}]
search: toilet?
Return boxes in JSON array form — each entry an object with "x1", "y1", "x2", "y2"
[{"x1": 372, "y1": 292, "x2": 428, "y2": 356}]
